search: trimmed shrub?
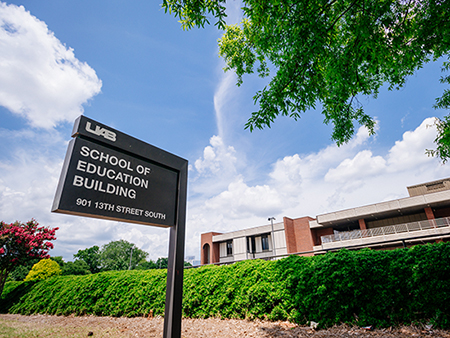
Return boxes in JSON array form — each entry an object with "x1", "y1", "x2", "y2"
[
  {"x1": 24, "y1": 259, "x2": 61, "y2": 281},
  {"x1": 1, "y1": 243, "x2": 450, "y2": 328}
]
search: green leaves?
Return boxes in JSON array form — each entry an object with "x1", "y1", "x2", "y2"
[
  {"x1": 74, "y1": 245, "x2": 101, "y2": 273},
  {"x1": 161, "y1": 0, "x2": 227, "y2": 30},
  {"x1": 24, "y1": 259, "x2": 61, "y2": 282},
  {"x1": 164, "y1": 0, "x2": 450, "y2": 160},
  {"x1": 425, "y1": 116, "x2": 450, "y2": 163},
  {"x1": 2, "y1": 243, "x2": 450, "y2": 328},
  {"x1": 98, "y1": 240, "x2": 149, "y2": 272}
]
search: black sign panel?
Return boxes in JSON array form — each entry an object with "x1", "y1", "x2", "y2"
[
  {"x1": 52, "y1": 116, "x2": 186, "y2": 228},
  {"x1": 52, "y1": 116, "x2": 189, "y2": 338}
]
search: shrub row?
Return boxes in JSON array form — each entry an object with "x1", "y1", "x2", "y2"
[{"x1": 2, "y1": 243, "x2": 450, "y2": 328}]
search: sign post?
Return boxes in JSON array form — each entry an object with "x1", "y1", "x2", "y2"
[{"x1": 52, "y1": 116, "x2": 187, "y2": 338}]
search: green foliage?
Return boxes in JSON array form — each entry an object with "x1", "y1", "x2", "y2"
[
  {"x1": 2, "y1": 243, "x2": 450, "y2": 328},
  {"x1": 2, "y1": 269, "x2": 168, "y2": 317},
  {"x1": 7, "y1": 258, "x2": 39, "y2": 282},
  {"x1": 61, "y1": 260, "x2": 91, "y2": 276},
  {"x1": 73, "y1": 242, "x2": 183, "y2": 273},
  {"x1": 0, "y1": 219, "x2": 58, "y2": 296},
  {"x1": 51, "y1": 256, "x2": 65, "y2": 268},
  {"x1": 163, "y1": 0, "x2": 450, "y2": 161},
  {"x1": 155, "y1": 257, "x2": 168, "y2": 269},
  {"x1": 135, "y1": 257, "x2": 191, "y2": 270},
  {"x1": 426, "y1": 116, "x2": 450, "y2": 163},
  {"x1": 74, "y1": 245, "x2": 101, "y2": 273},
  {"x1": 162, "y1": 0, "x2": 227, "y2": 30},
  {"x1": 135, "y1": 260, "x2": 158, "y2": 270},
  {"x1": 24, "y1": 259, "x2": 62, "y2": 281},
  {"x1": 8, "y1": 265, "x2": 31, "y2": 282},
  {"x1": 99, "y1": 240, "x2": 148, "y2": 271}
]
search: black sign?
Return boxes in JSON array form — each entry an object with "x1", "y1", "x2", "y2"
[
  {"x1": 52, "y1": 116, "x2": 187, "y2": 228},
  {"x1": 52, "y1": 115, "x2": 188, "y2": 338}
]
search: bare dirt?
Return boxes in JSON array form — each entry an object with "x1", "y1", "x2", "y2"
[{"x1": 1, "y1": 314, "x2": 450, "y2": 338}]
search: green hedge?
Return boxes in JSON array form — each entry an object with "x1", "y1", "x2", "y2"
[{"x1": 2, "y1": 243, "x2": 450, "y2": 328}]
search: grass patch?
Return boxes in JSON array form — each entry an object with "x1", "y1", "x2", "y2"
[{"x1": 0, "y1": 317, "x2": 123, "y2": 338}]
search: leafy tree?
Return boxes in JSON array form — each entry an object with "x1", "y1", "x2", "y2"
[
  {"x1": 51, "y1": 256, "x2": 65, "y2": 268},
  {"x1": 99, "y1": 240, "x2": 149, "y2": 271},
  {"x1": 135, "y1": 260, "x2": 158, "y2": 270},
  {"x1": 61, "y1": 260, "x2": 91, "y2": 276},
  {"x1": 7, "y1": 258, "x2": 39, "y2": 282},
  {"x1": 0, "y1": 220, "x2": 57, "y2": 295},
  {"x1": 156, "y1": 257, "x2": 168, "y2": 269},
  {"x1": 24, "y1": 258, "x2": 61, "y2": 281},
  {"x1": 73, "y1": 245, "x2": 101, "y2": 273},
  {"x1": 163, "y1": 0, "x2": 450, "y2": 161},
  {"x1": 135, "y1": 258, "x2": 192, "y2": 270}
]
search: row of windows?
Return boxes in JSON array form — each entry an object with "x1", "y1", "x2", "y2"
[{"x1": 223, "y1": 234, "x2": 271, "y2": 256}]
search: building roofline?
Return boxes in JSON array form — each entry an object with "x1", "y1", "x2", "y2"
[
  {"x1": 315, "y1": 190, "x2": 450, "y2": 227},
  {"x1": 212, "y1": 222, "x2": 285, "y2": 242}
]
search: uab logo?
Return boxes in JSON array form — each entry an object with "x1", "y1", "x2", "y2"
[{"x1": 85, "y1": 121, "x2": 116, "y2": 142}]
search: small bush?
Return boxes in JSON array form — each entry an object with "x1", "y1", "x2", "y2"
[{"x1": 24, "y1": 259, "x2": 61, "y2": 281}]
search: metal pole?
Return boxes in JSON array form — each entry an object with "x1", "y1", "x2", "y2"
[
  {"x1": 128, "y1": 247, "x2": 133, "y2": 270},
  {"x1": 163, "y1": 161, "x2": 188, "y2": 338},
  {"x1": 268, "y1": 217, "x2": 276, "y2": 257}
]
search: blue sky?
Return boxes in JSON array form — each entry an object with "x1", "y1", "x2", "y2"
[{"x1": 1, "y1": 1, "x2": 450, "y2": 262}]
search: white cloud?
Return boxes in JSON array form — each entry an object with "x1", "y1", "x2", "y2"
[
  {"x1": 387, "y1": 117, "x2": 437, "y2": 171},
  {"x1": 1, "y1": 115, "x2": 449, "y2": 262},
  {"x1": 324, "y1": 117, "x2": 438, "y2": 184},
  {"x1": 0, "y1": 2, "x2": 102, "y2": 129},
  {"x1": 204, "y1": 177, "x2": 283, "y2": 219},
  {"x1": 325, "y1": 150, "x2": 386, "y2": 182},
  {"x1": 187, "y1": 117, "x2": 450, "y2": 248},
  {"x1": 194, "y1": 135, "x2": 237, "y2": 176},
  {"x1": 0, "y1": 129, "x2": 64, "y2": 223},
  {"x1": 213, "y1": 72, "x2": 236, "y2": 139}
]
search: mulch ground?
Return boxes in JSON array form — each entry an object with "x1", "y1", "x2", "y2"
[{"x1": 1, "y1": 314, "x2": 450, "y2": 338}]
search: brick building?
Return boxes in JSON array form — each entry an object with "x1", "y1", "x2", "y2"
[{"x1": 201, "y1": 178, "x2": 450, "y2": 265}]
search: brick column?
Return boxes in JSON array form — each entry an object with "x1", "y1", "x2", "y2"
[
  {"x1": 283, "y1": 217, "x2": 297, "y2": 254},
  {"x1": 358, "y1": 219, "x2": 367, "y2": 230},
  {"x1": 200, "y1": 232, "x2": 221, "y2": 265},
  {"x1": 424, "y1": 207, "x2": 438, "y2": 239},
  {"x1": 285, "y1": 216, "x2": 316, "y2": 256},
  {"x1": 424, "y1": 207, "x2": 435, "y2": 220},
  {"x1": 358, "y1": 219, "x2": 367, "y2": 237}
]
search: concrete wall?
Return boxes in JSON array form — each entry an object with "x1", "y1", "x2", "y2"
[
  {"x1": 214, "y1": 224, "x2": 288, "y2": 263},
  {"x1": 407, "y1": 178, "x2": 450, "y2": 196}
]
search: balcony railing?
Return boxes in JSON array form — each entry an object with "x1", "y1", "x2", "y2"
[{"x1": 321, "y1": 217, "x2": 450, "y2": 244}]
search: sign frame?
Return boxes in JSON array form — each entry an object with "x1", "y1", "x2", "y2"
[{"x1": 52, "y1": 116, "x2": 187, "y2": 338}]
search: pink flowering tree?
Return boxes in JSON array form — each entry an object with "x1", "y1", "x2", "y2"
[{"x1": 0, "y1": 219, "x2": 58, "y2": 296}]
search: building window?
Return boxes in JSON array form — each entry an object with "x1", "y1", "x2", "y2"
[
  {"x1": 226, "y1": 240, "x2": 233, "y2": 256},
  {"x1": 247, "y1": 236, "x2": 256, "y2": 253},
  {"x1": 427, "y1": 181, "x2": 445, "y2": 191},
  {"x1": 202, "y1": 243, "x2": 210, "y2": 264},
  {"x1": 261, "y1": 234, "x2": 270, "y2": 251}
]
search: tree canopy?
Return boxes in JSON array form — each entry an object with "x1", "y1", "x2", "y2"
[
  {"x1": 0, "y1": 220, "x2": 57, "y2": 295},
  {"x1": 61, "y1": 260, "x2": 91, "y2": 276},
  {"x1": 74, "y1": 245, "x2": 101, "y2": 273},
  {"x1": 99, "y1": 240, "x2": 149, "y2": 271},
  {"x1": 162, "y1": 0, "x2": 450, "y2": 161}
]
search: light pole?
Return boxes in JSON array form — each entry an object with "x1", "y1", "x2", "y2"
[
  {"x1": 268, "y1": 217, "x2": 276, "y2": 258},
  {"x1": 128, "y1": 247, "x2": 133, "y2": 270}
]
